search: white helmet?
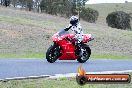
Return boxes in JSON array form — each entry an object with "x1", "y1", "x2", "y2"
[{"x1": 70, "y1": 16, "x2": 79, "y2": 26}]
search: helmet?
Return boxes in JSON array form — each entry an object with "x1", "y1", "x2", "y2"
[{"x1": 70, "y1": 16, "x2": 79, "y2": 26}]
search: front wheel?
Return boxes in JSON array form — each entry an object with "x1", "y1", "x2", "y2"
[
  {"x1": 77, "y1": 45, "x2": 91, "y2": 63},
  {"x1": 46, "y1": 44, "x2": 62, "y2": 63}
]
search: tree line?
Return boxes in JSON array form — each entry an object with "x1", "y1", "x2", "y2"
[
  {"x1": 0, "y1": 0, "x2": 99, "y2": 23},
  {"x1": 0, "y1": 0, "x2": 88, "y2": 16},
  {"x1": 1, "y1": 0, "x2": 131, "y2": 30},
  {"x1": 0, "y1": 0, "x2": 96, "y2": 19}
]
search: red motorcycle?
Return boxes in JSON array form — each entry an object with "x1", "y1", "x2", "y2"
[{"x1": 46, "y1": 29, "x2": 94, "y2": 63}]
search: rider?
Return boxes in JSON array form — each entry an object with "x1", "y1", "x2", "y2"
[{"x1": 64, "y1": 15, "x2": 84, "y2": 56}]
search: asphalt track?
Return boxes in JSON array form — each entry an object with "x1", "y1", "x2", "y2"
[{"x1": 0, "y1": 58, "x2": 132, "y2": 79}]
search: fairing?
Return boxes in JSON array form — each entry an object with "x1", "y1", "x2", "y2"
[{"x1": 51, "y1": 29, "x2": 92, "y2": 60}]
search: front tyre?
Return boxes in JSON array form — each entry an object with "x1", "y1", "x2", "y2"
[
  {"x1": 46, "y1": 45, "x2": 61, "y2": 63},
  {"x1": 77, "y1": 45, "x2": 91, "y2": 63}
]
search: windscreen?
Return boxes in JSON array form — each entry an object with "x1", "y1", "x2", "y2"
[{"x1": 57, "y1": 29, "x2": 69, "y2": 36}]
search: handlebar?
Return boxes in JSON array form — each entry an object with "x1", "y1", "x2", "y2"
[{"x1": 89, "y1": 37, "x2": 94, "y2": 41}]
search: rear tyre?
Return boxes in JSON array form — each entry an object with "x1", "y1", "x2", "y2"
[
  {"x1": 77, "y1": 45, "x2": 91, "y2": 63},
  {"x1": 46, "y1": 45, "x2": 62, "y2": 63}
]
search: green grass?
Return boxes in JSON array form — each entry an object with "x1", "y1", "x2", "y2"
[
  {"x1": 0, "y1": 52, "x2": 45, "y2": 58},
  {"x1": 0, "y1": 74, "x2": 132, "y2": 88},
  {"x1": 91, "y1": 53, "x2": 132, "y2": 60},
  {"x1": 0, "y1": 52, "x2": 131, "y2": 60}
]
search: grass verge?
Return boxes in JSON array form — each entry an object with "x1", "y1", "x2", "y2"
[
  {"x1": 0, "y1": 52, "x2": 131, "y2": 60},
  {"x1": 0, "y1": 52, "x2": 44, "y2": 59},
  {"x1": 91, "y1": 53, "x2": 132, "y2": 60}
]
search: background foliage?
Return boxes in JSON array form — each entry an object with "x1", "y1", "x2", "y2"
[{"x1": 106, "y1": 11, "x2": 131, "y2": 30}]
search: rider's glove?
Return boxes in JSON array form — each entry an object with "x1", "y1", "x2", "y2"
[{"x1": 64, "y1": 24, "x2": 72, "y2": 31}]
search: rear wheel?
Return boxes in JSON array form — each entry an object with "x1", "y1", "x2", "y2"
[
  {"x1": 77, "y1": 45, "x2": 91, "y2": 63},
  {"x1": 46, "y1": 45, "x2": 62, "y2": 63}
]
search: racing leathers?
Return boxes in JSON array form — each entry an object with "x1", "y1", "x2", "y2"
[{"x1": 64, "y1": 23, "x2": 84, "y2": 56}]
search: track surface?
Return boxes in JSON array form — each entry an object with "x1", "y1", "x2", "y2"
[{"x1": 0, "y1": 59, "x2": 132, "y2": 79}]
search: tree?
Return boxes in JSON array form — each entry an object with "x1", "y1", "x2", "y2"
[
  {"x1": 40, "y1": 0, "x2": 73, "y2": 16},
  {"x1": 1, "y1": 0, "x2": 10, "y2": 7},
  {"x1": 32, "y1": 0, "x2": 41, "y2": 12},
  {"x1": 71, "y1": 0, "x2": 88, "y2": 19},
  {"x1": 12, "y1": 0, "x2": 33, "y2": 11},
  {"x1": 1, "y1": 0, "x2": 3, "y2": 5},
  {"x1": 39, "y1": 0, "x2": 88, "y2": 17},
  {"x1": 106, "y1": 11, "x2": 131, "y2": 30},
  {"x1": 80, "y1": 7, "x2": 99, "y2": 23},
  {"x1": 26, "y1": 0, "x2": 33, "y2": 11},
  {"x1": 10, "y1": 0, "x2": 17, "y2": 7}
]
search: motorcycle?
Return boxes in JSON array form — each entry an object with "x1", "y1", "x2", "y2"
[{"x1": 46, "y1": 29, "x2": 94, "y2": 63}]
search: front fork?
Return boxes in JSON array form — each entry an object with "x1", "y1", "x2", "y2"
[{"x1": 53, "y1": 42, "x2": 62, "y2": 57}]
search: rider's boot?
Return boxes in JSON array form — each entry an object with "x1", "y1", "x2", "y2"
[{"x1": 75, "y1": 42, "x2": 83, "y2": 57}]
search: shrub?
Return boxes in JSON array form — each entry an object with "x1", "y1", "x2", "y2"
[
  {"x1": 80, "y1": 7, "x2": 99, "y2": 23},
  {"x1": 106, "y1": 11, "x2": 131, "y2": 30}
]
